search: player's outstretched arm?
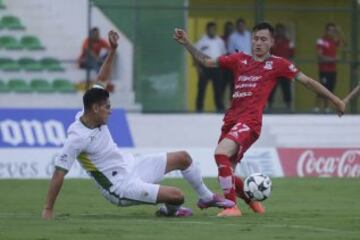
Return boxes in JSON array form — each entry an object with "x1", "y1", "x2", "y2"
[
  {"x1": 295, "y1": 72, "x2": 345, "y2": 116},
  {"x1": 42, "y1": 169, "x2": 66, "y2": 220},
  {"x1": 173, "y1": 28, "x2": 218, "y2": 68},
  {"x1": 343, "y1": 84, "x2": 360, "y2": 105},
  {"x1": 96, "y1": 30, "x2": 119, "y2": 86}
]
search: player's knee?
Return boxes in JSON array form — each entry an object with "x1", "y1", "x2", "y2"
[{"x1": 178, "y1": 151, "x2": 192, "y2": 170}]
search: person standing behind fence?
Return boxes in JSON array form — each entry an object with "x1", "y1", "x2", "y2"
[
  {"x1": 221, "y1": 21, "x2": 235, "y2": 105},
  {"x1": 194, "y1": 22, "x2": 226, "y2": 112},
  {"x1": 227, "y1": 18, "x2": 251, "y2": 55},
  {"x1": 313, "y1": 23, "x2": 345, "y2": 113},
  {"x1": 78, "y1": 27, "x2": 110, "y2": 72},
  {"x1": 268, "y1": 23, "x2": 295, "y2": 111}
]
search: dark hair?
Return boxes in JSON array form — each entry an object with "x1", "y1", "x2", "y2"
[
  {"x1": 252, "y1": 22, "x2": 274, "y2": 36},
  {"x1": 90, "y1": 27, "x2": 99, "y2": 33},
  {"x1": 236, "y1": 18, "x2": 245, "y2": 26},
  {"x1": 325, "y1": 22, "x2": 336, "y2": 30},
  {"x1": 206, "y1": 22, "x2": 216, "y2": 29},
  {"x1": 83, "y1": 88, "x2": 109, "y2": 112}
]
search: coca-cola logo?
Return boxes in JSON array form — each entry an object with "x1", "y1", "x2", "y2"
[{"x1": 297, "y1": 150, "x2": 360, "y2": 177}]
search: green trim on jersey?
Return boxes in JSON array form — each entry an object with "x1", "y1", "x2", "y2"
[
  {"x1": 77, "y1": 152, "x2": 97, "y2": 171},
  {"x1": 90, "y1": 171, "x2": 113, "y2": 190},
  {"x1": 77, "y1": 152, "x2": 112, "y2": 190}
]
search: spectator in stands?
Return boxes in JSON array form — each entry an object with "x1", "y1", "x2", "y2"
[
  {"x1": 313, "y1": 22, "x2": 345, "y2": 113},
  {"x1": 268, "y1": 23, "x2": 295, "y2": 112},
  {"x1": 227, "y1": 18, "x2": 251, "y2": 54},
  {"x1": 78, "y1": 27, "x2": 111, "y2": 72},
  {"x1": 221, "y1": 21, "x2": 235, "y2": 105},
  {"x1": 195, "y1": 22, "x2": 226, "y2": 113}
]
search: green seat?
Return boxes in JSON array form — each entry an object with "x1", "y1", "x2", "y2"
[
  {"x1": 18, "y1": 58, "x2": 43, "y2": 71},
  {"x1": 0, "y1": 0, "x2": 6, "y2": 9},
  {"x1": 8, "y1": 79, "x2": 32, "y2": 93},
  {"x1": 41, "y1": 57, "x2": 64, "y2": 71},
  {"x1": 0, "y1": 58, "x2": 21, "y2": 71},
  {"x1": 30, "y1": 79, "x2": 54, "y2": 93},
  {"x1": 52, "y1": 78, "x2": 75, "y2": 93},
  {"x1": 0, "y1": 36, "x2": 23, "y2": 50},
  {"x1": 0, "y1": 16, "x2": 25, "y2": 30},
  {"x1": 0, "y1": 79, "x2": 10, "y2": 92},
  {"x1": 20, "y1": 35, "x2": 45, "y2": 50}
]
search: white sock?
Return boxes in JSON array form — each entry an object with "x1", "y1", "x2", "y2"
[{"x1": 181, "y1": 161, "x2": 213, "y2": 201}]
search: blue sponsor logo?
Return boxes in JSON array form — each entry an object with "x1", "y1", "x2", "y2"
[{"x1": 0, "y1": 109, "x2": 134, "y2": 148}]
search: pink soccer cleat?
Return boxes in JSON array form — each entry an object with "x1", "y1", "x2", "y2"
[{"x1": 197, "y1": 194, "x2": 235, "y2": 209}]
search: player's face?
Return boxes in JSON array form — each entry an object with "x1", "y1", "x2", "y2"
[
  {"x1": 96, "y1": 99, "x2": 111, "y2": 125},
  {"x1": 252, "y1": 29, "x2": 274, "y2": 57}
]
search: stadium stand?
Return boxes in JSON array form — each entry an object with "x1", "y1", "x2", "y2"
[
  {"x1": 20, "y1": 35, "x2": 44, "y2": 50},
  {"x1": 7, "y1": 78, "x2": 32, "y2": 92},
  {"x1": 0, "y1": 15, "x2": 25, "y2": 30},
  {"x1": 52, "y1": 78, "x2": 76, "y2": 93},
  {"x1": 0, "y1": 35, "x2": 23, "y2": 50},
  {"x1": 0, "y1": 0, "x2": 139, "y2": 110},
  {"x1": 30, "y1": 78, "x2": 54, "y2": 93}
]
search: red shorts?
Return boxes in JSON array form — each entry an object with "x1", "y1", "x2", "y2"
[{"x1": 219, "y1": 121, "x2": 259, "y2": 163}]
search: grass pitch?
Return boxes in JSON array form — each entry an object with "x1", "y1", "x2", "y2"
[{"x1": 0, "y1": 178, "x2": 359, "y2": 240}]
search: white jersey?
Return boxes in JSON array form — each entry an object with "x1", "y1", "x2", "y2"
[{"x1": 54, "y1": 112, "x2": 135, "y2": 189}]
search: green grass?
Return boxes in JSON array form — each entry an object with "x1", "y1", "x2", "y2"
[{"x1": 0, "y1": 178, "x2": 359, "y2": 240}]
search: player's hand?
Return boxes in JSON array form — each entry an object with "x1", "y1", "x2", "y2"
[
  {"x1": 173, "y1": 28, "x2": 189, "y2": 45},
  {"x1": 335, "y1": 100, "x2": 346, "y2": 117},
  {"x1": 108, "y1": 30, "x2": 119, "y2": 50},
  {"x1": 42, "y1": 208, "x2": 53, "y2": 220}
]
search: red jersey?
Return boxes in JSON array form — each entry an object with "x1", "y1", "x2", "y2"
[
  {"x1": 218, "y1": 52, "x2": 299, "y2": 134},
  {"x1": 271, "y1": 37, "x2": 294, "y2": 59},
  {"x1": 316, "y1": 36, "x2": 339, "y2": 72},
  {"x1": 81, "y1": 38, "x2": 110, "y2": 57}
]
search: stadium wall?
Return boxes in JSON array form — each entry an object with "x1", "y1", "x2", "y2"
[
  {"x1": 0, "y1": 109, "x2": 359, "y2": 179},
  {"x1": 93, "y1": 0, "x2": 187, "y2": 112}
]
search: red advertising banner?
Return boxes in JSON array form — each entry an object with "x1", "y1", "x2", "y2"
[{"x1": 277, "y1": 148, "x2": 360, "y2": 177}]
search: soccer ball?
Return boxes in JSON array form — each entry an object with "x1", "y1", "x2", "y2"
[{"x1": 244, "y1": 173, "x2": 272, "y2": 201}]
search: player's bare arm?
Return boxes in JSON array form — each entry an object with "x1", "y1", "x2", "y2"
[
  {"x1": 95, "y1": 30, "x2": 119, "y2": 86},
  {"x1": 173, "y1": 28, "x2": 218, "y2": 68},
  {"x1": 343, "y1": 84, "x2": 360, "y2": 105},
  {"x1": 42, "y1": 169, "x2": 66, "y2": 220},
  {"x1": 295, "y1": 72, "x2": 345, "y2": 116}
]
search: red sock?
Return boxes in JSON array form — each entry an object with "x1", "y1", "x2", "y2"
[
  {"x1": 234, "y1": 176, "x2": 251, "y2": 203},
  {"x1": 215, "y1": 154, "x2": 236, "y2": 203}
]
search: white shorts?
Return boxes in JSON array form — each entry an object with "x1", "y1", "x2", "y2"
[{"x1": 100, "y1": 152, "x2": 167, "y2": 206}]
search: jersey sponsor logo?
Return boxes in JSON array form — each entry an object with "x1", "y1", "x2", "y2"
[
  {"x1": 235, "y1": 83, "x2": 257, "y2": 89},
  {"x1": 232, "y1": 91, "x2": 253, "y2": 98},
  {"x1": 264, "y1": 61, "x2": 273, "y2": 70},
  {"x1": 0, "y1": 108, "x2": 134, "y2": 148},
  {"x1": 238, "y1": 75, "x2": 262, "y2": 82}
]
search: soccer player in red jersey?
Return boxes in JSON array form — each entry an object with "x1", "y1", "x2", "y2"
[
  {"x1": 173, "y1": 22, "x2": 346, "y2": 217},
  {"x1": 314, "y1": 23, "x2": 345, "y2": 113}
]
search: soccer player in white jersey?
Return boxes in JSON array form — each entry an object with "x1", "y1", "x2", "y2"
[{"x1": 42, "y1": 31, "x2": 234, "y2": 220}]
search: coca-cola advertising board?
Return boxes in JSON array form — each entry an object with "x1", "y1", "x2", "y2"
[{"x1": 277, "y1": 148, "x2": 360, "y2": 177}]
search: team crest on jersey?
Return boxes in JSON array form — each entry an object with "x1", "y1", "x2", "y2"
[
  {"x1": 289, "y1": 64, "x2": 297, "y2": 72},
  {"x1": 241, "y1": 59, "x2": 248, "y2": 65},
  {"x1": 264, "y1": 61, "x2": 273, "y2": 70}
]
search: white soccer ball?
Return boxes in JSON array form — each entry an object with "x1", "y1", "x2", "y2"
[{"x1": 244, "y1": 173, "x2": 272, "y2": 201}]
